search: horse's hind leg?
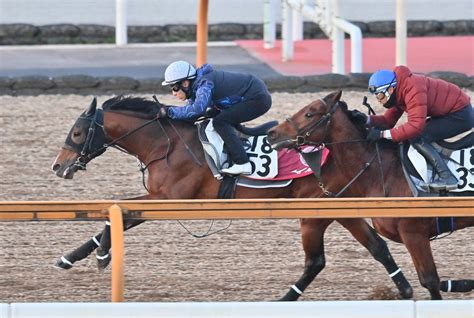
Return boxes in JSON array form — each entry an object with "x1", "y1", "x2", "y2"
[
  {"x1": 338, "y1": 219, "x2": 413, "y2": 299},
  {"x1": 279, "y1": 218, "x2": 333, "y2": 301},
  {"x1": 54, "y1": 231, "x2": 103, "y2": 270},
  {"x1": 399, "y1": 227, "x2": 442, "y2": 300},
  {"x1": 440, "y1": 280, "x2": 474, "y2": 293}
]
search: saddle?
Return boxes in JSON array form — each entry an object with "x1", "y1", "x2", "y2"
[
  {"x1": 196, "y1": 119, "x2": 329, "y2": 190},
  {"x1": 400, "y1": 130, "x2": 474, "y2": 197}
]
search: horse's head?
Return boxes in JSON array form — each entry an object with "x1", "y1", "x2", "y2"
[
  {"x1": 267, "y1": 91, "x2": 342, "y2": 150},
  {"x1": 51, "y1": 97, "x2": 107, "y2": 179}
]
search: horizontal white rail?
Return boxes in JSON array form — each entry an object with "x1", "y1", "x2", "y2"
[{"x1": 1, "y1": 300, "x2": 472, "y2": 318}]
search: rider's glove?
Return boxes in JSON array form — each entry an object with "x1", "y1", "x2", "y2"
[
  {"x1": 366, "y1": 127, "x2": 382, "y2": 143},
  {"x1": 156, "y1": 106, "x2": 169, "y2": 119}
]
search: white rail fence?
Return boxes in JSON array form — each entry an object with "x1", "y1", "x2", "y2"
[
  {"x1": 265, "y1": 0, "x2": 362, "y2": 73},
  {"x1": 1, "y1": 300, "x2": 473, "y2": 318}
]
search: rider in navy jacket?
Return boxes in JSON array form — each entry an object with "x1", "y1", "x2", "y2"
[{"x1": 160, "y1": 61, "x2": 272, "y2": 175}]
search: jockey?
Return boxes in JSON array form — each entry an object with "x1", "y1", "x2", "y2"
[
  {"x1": 158, "y1": 60, "x2": 272, "y2": 175},
  {"x1": 366, "y1": 66, "x2": 473, "y2": 191}
]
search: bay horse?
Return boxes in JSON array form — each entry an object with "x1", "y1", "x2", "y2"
[
  {"x1": 267, "y1": 90, "x2": 474, "y2": 300},
  {"x1": 51, "y1": 95, "x2": 414, "y2": 300}
]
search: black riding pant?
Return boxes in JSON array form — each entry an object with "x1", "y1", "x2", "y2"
[
  {"x1": 412, "y1": 104, "x2": 474, "y2": 143},
  {"x1": 213, "y1": 93, "x2": 272, "y2": 164}
]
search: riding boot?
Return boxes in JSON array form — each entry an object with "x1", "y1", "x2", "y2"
[
  {"x1": 412, "y1": 141, "x2": 458, "y2": 191},
  {"x1": 213, "y1": 121, "x2": 252, "y2": 175}
]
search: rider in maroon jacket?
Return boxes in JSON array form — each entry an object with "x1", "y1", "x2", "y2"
[{"x1": 366, "y1": 65, "x2": 473, "y2": 191}]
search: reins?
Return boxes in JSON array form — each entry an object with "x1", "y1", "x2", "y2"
[
  {"x1": 288, "y1": 98, "x2": 387, "y2": 197},
  {"x1": 70, "y1": 99, "x2": 227, "y2": 239}
]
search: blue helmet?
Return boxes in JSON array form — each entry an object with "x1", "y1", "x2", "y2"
[{"x1": 368, "y1": 70, "x2": 397, "y2": 94}]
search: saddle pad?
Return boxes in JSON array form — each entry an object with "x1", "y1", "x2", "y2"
[
  {"x1": 407, "y1": 145, "x2": 474, "y2": 193},
  {"x1": 199, "y1": 120, "x2": 278, "y2": 179},
  {"x1": 197, "y1": 120, "x2": 330, "y2": 184},
  {"x1": 244, "y1": 146, "x2": 329, "y2": 181}
]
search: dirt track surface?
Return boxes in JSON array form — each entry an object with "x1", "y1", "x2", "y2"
[{"x1": 0, "y1": 91, "x2": 472, "y2": 302}]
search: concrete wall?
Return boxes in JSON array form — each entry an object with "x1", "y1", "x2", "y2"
[
  {"x1": 0, "y1": 0, "x2": 473, "y2": 25},
  {"x1": 0, "y1": 300, "x2": 473, "y2": 318}
]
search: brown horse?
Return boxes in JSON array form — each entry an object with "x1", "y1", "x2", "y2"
[
  {"x1": 51, "y1": 95, "x2": 413, "y2": 300},
  {"x1": 267, "y1": 90, "x2": 474, "y2": 300}
]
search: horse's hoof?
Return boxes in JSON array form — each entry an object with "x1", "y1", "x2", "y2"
[
  {"x1": 96, "y1": 252, "x2": 111, "y2": 270},
  {"x1": 53, "y1": 257, "x2": 73, "y2": 270},
  {"x1": 400, "y1": 287, "x2": 413, "y2": 299}
]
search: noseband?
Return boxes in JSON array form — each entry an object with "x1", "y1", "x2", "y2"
[
  {"x1": 283, "y1": 99, "x2": 384, "y2": 197},
  {"x1": 285, "y1": 99, "x2": 339, "y2": 147},
  {"x1": 67, "y1": 109, "x2": 106, "y2": 172}
]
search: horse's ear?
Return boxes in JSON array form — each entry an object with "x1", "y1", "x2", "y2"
[
  {"x1": 329, "y1": 90, "x2": 342, "y2": 102},
  {"x1": 85, "y1": 97, "x2": 97, "y2": 116}
]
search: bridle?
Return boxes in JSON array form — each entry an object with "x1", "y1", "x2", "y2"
[
  {"x1": 285, "y1": 98, "x2": 338, "y2": 148},
  {"x1": 283, "y1": 98, "x2": 386, "y2": 197},
  {"x1": 66, "y1": 107, "x2": 202, "y2": 189}
]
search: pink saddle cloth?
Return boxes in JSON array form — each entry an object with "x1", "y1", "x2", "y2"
[{"x1": 246, "y1": 147, "x2": 330, "y2": 181}]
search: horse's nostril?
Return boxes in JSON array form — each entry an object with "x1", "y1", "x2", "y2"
[{"x1": 52, "y1": 163, "x2": 60, "y2": 172}]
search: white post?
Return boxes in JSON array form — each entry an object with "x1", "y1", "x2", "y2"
[
  {"x1": 332, "y1": 28, "x2": 344, "y2": 74},
  {"x1": 264, "y1": 0, "x2": 276, "y2": 49},
  {"x1": 282, "y1": 1, "x2": 294, "y2": 61},
  {"x1": 115, "y1": 0, "x2": 128, "y2": 46},
  {"x1": 292, "y1": 9, "x2": 304, "y2": 41},
  {"x1": 330, "y1": 0, "x2": 343, "y2": 74},
  {"x1": 396, "y1": 0, "x2": 407, "y2": 65},
  {"x1": 333, "y1": 17, "x2": 362, "y2": 73}
]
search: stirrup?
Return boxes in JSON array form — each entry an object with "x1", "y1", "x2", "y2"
[
  {"x1": 428, "y1": 178, "x2": 458, "y2": 191},
  {"x1": 220, "y1": 162, "x2": 252, "y2": 175}
]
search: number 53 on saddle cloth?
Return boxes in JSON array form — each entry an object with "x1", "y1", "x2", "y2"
[{"x1": 196, "y1": 120, "x2": 329, "y2": 183}]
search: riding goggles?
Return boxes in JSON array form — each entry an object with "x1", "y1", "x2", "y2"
[
  {"x1": 368, "y1": 75, "x2": 397, "y2": 95},
  {"x1": 171, "y1": 82, "x2": 182, "y2": 92}
]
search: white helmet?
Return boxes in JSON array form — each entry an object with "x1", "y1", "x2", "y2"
[{"x1": 161, "y1": 60, "x2": 197, "y2": 86}]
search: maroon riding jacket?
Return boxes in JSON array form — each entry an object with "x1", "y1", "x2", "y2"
[{"x1": 369, "y1": 65, "x2": 470, "y2": 142}]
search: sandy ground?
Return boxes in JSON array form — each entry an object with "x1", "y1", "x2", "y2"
[{"x1": 0, "y1": 91, "x2": 472, "y2": 302}]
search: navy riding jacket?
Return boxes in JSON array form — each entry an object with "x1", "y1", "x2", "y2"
[{"x1": 167, "y1": 64, "x2": 268, "y2": 120}]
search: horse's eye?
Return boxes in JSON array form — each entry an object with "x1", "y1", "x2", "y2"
[
  {"x1": 73, "y1": 132, "x2": 82, "y2": 137},
  {"x1": 305, "y1": 113, "x2": 313, "y2": 118}
]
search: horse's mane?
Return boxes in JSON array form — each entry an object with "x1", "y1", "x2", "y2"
[
  {"x1": 338, "y1": 100, "x2": 369, "y2": 138},
  {"x1": 102, "y1": 95, "x2": 159, "y2": 117},
  {"x1": 339, "y1": 99, "x2": 397, "y2": 150}
]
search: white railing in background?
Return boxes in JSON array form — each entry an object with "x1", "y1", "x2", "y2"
[
  {"x1": 264, "y1": 0, "x2": 411, "y2": 74},
  {"x1": 396, "y1": 0, "x2": 407, "y2": 65},
  {"x1": 0, "y1": 300, "x2": 473, "y2": 318},
  {"x1": 264, "y1": 0, "x2": 277, "y2": 48},
  {"x1": 277, "y1": 0, "x2": 362, "y2": 74},
  {"x1": 115, "y1": 0, "x2": 127, "y2": 45}
]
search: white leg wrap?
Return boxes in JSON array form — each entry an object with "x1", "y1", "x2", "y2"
[
  {"x1": 92, "y1": 236, "x2": 100, "y2": 246},
  {"x1": 389, "y1": 268, "x2": 401, "y2": 278},
  {"x1": 447, "y1": 280, "x2": 452, "y2": 292},
  {"x1": 96, "y1": 253, "x2": 110, "y2": 260},
  {"x1": 291, "y1": 285, "x2": 303, "y2": 295},
  {"x1": 61, "y1": 256, "x2": 73, "y2": 266}
]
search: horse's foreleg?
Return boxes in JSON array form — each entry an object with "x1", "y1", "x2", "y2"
[
  {"x1": 440, "y1": 279, "x2": 474, "y2": 293},
  {"x1": 279, "y1": 219, "x2": 332, "y2": 301},
  {"x1": 96, "y1": 219, "x2": 145, "y2": 270},
  {"x1": 399, "y1": 228, "x2": 442, "y2": 300},
  {"x1": 339, "y1": 219, "x2": 413, "y2": 299},
  {"x1": 54, "y1": 232, "x2": 103, "y2": 270}
]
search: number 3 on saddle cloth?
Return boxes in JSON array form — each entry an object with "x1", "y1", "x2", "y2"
[
  {"x1": 402, "y1": 130, "x2": 474, "y2": 196},
  {"x1": 196, "y1": 120, "x2": 329, "y2": 189}
]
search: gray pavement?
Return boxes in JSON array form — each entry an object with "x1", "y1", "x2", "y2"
[{"x1": 0, "y1": 42, "x2": 280, "y2": 80}]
